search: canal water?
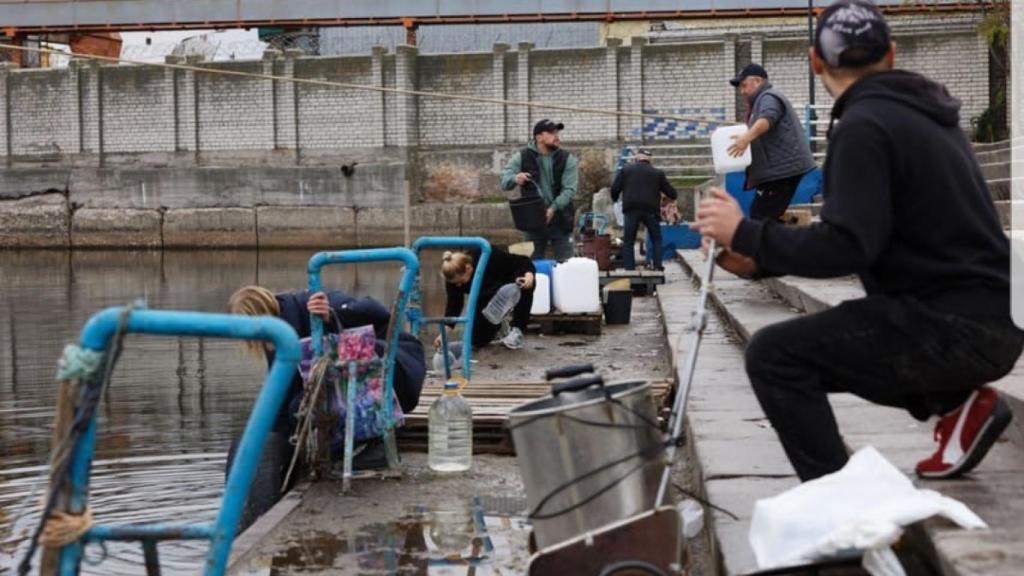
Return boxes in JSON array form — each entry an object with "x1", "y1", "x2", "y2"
[{"x1": 0, "y1": 249, "x2": 450, "y2": 574}]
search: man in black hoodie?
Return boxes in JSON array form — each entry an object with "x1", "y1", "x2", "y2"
[
  {"x1": 611, "y1": 147, "x2": 678, "y2": 270},
  {"x1": 693, "y1": 0, "x2": 1023, "y2": 481}
]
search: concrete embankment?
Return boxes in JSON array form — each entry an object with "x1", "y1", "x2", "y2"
[{"x1": 0, "y1": 193, "x2": 521, "y2": 249}]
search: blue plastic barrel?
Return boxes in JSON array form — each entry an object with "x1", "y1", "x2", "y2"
[{"x1": 646, "y1": 224, "x2": 701, "y2": 264}]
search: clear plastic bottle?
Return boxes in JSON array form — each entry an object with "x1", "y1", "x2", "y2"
[
  {"x1": 428, "y1": 381, "x2": 473, "y2": 472},
  {"x1": 482, "y1": 282, "x2": 521, "y2": 325}
]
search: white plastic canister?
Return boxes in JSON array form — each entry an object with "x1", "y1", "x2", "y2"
[
  {"x1": 710, "y1": 125, "x2": 753, "y2": 174},
  {"x1": 552, "y1": 258, "x2": 600, "y2": 313},
  {"x1": 530, "y1": 273, "x2": 551, "y2": 315}
]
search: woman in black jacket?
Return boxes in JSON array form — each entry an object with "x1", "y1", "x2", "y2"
[
  {"x1": 437, "y1": 247, "x2": 536, "y2": 350},
  {"x1": 228, "y1": 285, "x2": 425, "y2": 434}
]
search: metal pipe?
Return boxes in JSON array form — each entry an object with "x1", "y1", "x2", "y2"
[
  {"x1": 0, "y1": 3, "x2": 983, "y2": 35},
  {"x1": 63, "y1": 308, "x2": 301, "y2": 576},
  {"x1": 412, "y1": 236, "x2": 492, "y2": 379}
]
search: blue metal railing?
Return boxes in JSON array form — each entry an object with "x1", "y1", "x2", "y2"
[
  {"x1": 63, "y1": 308, "x2": 301, "y2": 576},
  {"x1": 411, "y1": 236, "x2": 491, "y2": 380},
  {"x1": 306, "y1": 247, "x2": 421, "y2": 478}
]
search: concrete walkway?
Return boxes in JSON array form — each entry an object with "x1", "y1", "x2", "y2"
[{"x1": 659, "y1": 250, "x2": 1024, "y2": 575}]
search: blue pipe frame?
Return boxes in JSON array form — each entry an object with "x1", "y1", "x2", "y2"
[
  {"x1": 307, "y1": 247, "x2": 421, "y2": 421},
  {"x1": 61, "y1": 308, "x2": 301, "y2": 576},
  {"x1": 411, "y1": 236, "x2": 491, "y2": 380}
]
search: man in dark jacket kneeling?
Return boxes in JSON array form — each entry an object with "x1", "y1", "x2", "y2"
[
  {"x1": 694, "y1": 0, "x2": 1023, "y2": 482},
  {"x1": 611, "y1": 148, "x2": 678, "y2": 271}
]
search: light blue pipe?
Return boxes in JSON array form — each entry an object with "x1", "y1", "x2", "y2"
[
  {"x1": 307, "y1": 247, "x2": 420, "y2": 422},
  {"x1": 412, "y1": 236, "x2": 491, "y2": 379},
  {"x1": 62, "y1": 308, "x2": 300, "y2": 576}
]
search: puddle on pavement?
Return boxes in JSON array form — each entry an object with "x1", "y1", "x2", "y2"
[{"x1": 265, "y1": 496, "x2": 530, "y2": 575}]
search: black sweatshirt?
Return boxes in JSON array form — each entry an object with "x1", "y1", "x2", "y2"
[
  {"x1": 445, "y1": 247, "x2": 536, "y2": 319},
  {"x1": 611, "y1": 160, "x2": 678, "y2": 213},
  {"x1": 267, "y1": 289, "x2": 426, "y2": 431},
  {"x1": 732, "y1": 70, "x2": 1010, "y2": 320}
]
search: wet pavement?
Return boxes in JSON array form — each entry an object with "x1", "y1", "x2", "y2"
[
  {"x1": 231, "y1": 454, "x2": 531, "y2": 576},
  {"x1": 229, "y1": 296, "x2": 680, "y2": 575}
]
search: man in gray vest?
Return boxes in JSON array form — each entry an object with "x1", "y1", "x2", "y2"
[
  {"x1": 501, "y1": 119, "x2": 579, "y2": 261},
  {"x1": 728, "y1": 64, "x2": 817, "y2": 221}
]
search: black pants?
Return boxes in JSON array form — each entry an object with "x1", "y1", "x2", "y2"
[
  {"x1": 623, "y1": 210, "x2": 662, "y2": 270},
  {"x1": 471, "y1": 286, "x2": 535, "y2": 347},
  {"x1": 745, "y1": 295, "x2": 1023, "y2": 481},
  {"x1": 750, "y1": 172, "x2": 806, "y2": 221}
]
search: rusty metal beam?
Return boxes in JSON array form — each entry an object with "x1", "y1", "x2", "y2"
[{"x1": 0, "y1": 2, "x2": 983, "y2": 35}]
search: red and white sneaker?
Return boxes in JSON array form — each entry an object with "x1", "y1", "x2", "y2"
[{"x1": 915, "y1": 387, "x2": 1012, "y2": 479}]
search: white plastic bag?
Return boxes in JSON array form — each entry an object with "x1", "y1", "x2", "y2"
[
  {"x1": 613, "y1": 200, "x2": 624, "y2": 227},
  {"x1": 749, "y1": 446, "x2": 986, "y2": 574}
]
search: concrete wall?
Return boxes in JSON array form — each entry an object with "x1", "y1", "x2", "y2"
[
  {"x1": 0, "y1": 13, "x2": 991, "y2": 162},
  {"x1": 0, "y1": 193, "x2": 519, "y2": 249}
]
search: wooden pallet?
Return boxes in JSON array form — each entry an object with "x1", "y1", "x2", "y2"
[
  {"x1": 600, "y1": 270, "x2": 666, "y2": 295},
  {"x1": 397, "y1": 378, "x2": 673, "y2": 455},
  {"x1": 529, "y1": 311, "x2": 603, "y2": 335}
]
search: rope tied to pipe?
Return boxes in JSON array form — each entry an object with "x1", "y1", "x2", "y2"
[{"x1": 18, "y1": 304, "x2": 135, "y2": 576}]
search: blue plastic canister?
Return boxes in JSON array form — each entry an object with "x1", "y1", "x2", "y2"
[{"x1": 533, "y1": 259, "x2": 556, "y2": 302}]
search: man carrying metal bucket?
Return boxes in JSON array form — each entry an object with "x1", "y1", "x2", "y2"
[
  {"x1": 501, "y1": 119, "x2": 579, "y2": 262},
  {"x1": 694, "y1": 0, "x2": 1023, "y2": 482}
]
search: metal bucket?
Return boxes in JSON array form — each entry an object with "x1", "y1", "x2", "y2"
[{"x1": 508, "y1": 380, "x2": 665, "y2": 549}]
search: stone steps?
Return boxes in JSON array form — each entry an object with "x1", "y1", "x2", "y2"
[{"x1": 663, "y1": 249, "x2": 1024, "y2": 575}]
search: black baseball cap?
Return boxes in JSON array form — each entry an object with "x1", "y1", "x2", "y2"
[
  {"x1": 533, "y1": 118, "x2": 565, "y2": 135},
  {"x1": 729, "y1": 63, "x2": 768, "y2": 87},
  {"x1": 815, "y1": 0, "x2": 892, "y2": 68}
]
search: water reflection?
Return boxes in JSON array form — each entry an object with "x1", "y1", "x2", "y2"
[
  {"x1": 261, "y1": 497, "x2": 530, "y2": 575},
  {"x1": 0, "y1": 249, "x2": 449, "y2": 574}
]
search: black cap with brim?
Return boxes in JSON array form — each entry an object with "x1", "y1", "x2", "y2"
[
  {"x1": 729, "y1": 63, "x2": 768, "y2": 87},
  {"x1": 815, "y1": 0, "x2": 891, "y2": 68},
  {"x1": 533, "y1": 119, "x2": 565, "y2": 135}
]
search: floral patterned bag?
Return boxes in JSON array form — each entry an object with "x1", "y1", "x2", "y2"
[{"x1": 297, "y1": 324, "x2": 404, "y2": 452}]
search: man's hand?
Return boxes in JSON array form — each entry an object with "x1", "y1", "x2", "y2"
[
  {"x1": 727, "y1": 132, "x2": 752, "y2": 158},
  {"x1": 517, "y1": 272, "x2": 535, "y2": 290},
  {"x1": 306, "y1": 291, "x2": 330, "y2": 320},
  {"x1": 515, "y1": 172, "x2": 532, "y2": 186},
  {"x1": 716, "y1": 248, "x2": 758, "y2": 279},
  {"x1": 433, "y1": 331, "x2": 445, "y2": 350},
  {"x1": 693, "y1": 188, "x2": 744, "y2": 249},
  {"x1": 545, "y1": 207, "x2": 555, "y2": 224}
]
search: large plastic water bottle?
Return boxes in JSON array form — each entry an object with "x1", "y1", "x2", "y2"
[
  {"x1": 482, "y1": 282, "x2": 521, "y2": 325},
  {"x1": 428, "y1": 382, "x2": 473, "y2": 472}
]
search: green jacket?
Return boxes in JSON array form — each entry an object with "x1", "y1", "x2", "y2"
[{"x1": 500, "y1": 141, "x2": 579, "y2": 211}]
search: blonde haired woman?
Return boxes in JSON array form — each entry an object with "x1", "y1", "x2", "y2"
[
  {"x1": 228, "y1": 285, "x2": 426, "y2": 436},
  {"x1": 438, "y1": 247, "x2": 536, "y2": 350}
]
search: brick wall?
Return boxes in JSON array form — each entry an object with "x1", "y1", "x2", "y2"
[
  {"x1": 763, "y1": 38, "x2": 834, "y2": 113},
  {"x1": 418, "y1": 53, "x2": 494, "y2": 146},
  {"x1": 896, "y1": 33, "x2": 989, "y2": 128},
  {"x1": 617, "y1": 46, "x2": 636, "y2": 140},
  {"x1": 295, "y1": 56, "x2": 379, "y2": 148},
  {"x1": 530, "y1": 48, "x2": 611, "y2": 142},
  {"x1": 101, "y1": 66, "x2": 175, "y2": 153},
  {"x1": 8, "y1": 69, "x2": 78, "y2": 156},
  {"x1": 0, "y1": 15, "x2": 998, "y2": 159},
  {"x1": 197, "y1": 61, "x2": 274, "y2": 151},
  {"x1": 504, "y1": 52, "x2": 519, "y2": 142},
  {"x1": 643, "y1": 42, "x2": 731, "y2": 119}
]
